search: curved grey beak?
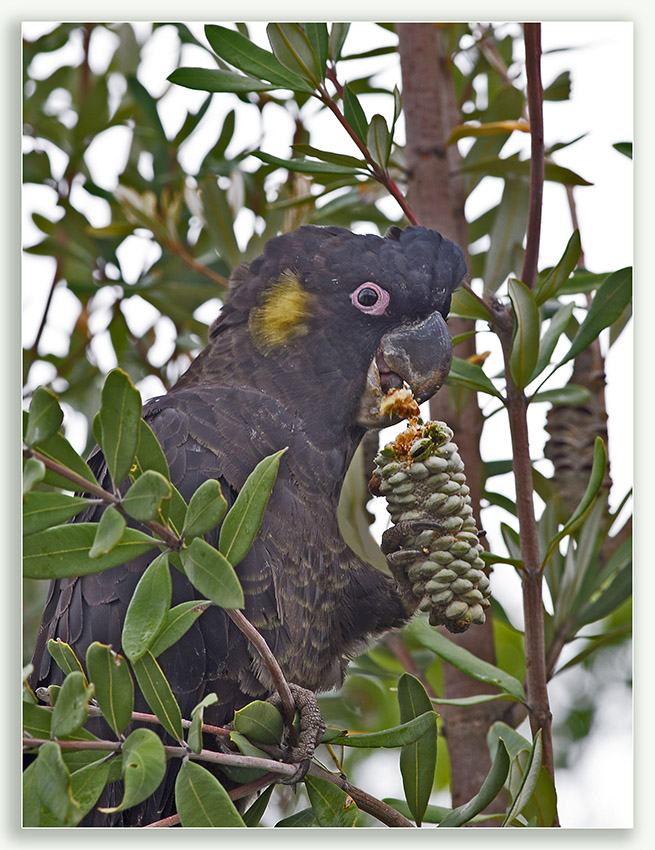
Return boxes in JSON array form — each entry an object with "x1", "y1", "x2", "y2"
[{"x1": 357, "y1": 311, "x2": 453, "y2": 428}]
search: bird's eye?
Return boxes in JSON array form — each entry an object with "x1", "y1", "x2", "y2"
[{"x1": 350, "y1": 282, "x2": 390, "y2": 316}]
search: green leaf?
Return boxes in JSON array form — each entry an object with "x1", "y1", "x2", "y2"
[
  {"x1": 483, "y1": 176, "x2": 530, "y2": 292},
  {"x1": 89, "y1": 506, "x2": 127, "y2": 559},
  {"x1": 234, "y1": 700, "x2": 284, "y2": 745},
  {"x1": 329, "y1": 711, "x2": 438, "y2": 748},
  {"x1": 96, "y1": 369, "x2": 142, "y2": 487},
  {"x1": 266, "y1": 23, "x2": 320, "y2": 85},
  {"x1": 86, "y1": 643, "x2": 135, "y2": 736},
  {"x1": 461, "y1": 155, "x2": 592, "y2": 187},
  {"x1": 121, "y1": 553, "x2": 172, "y2": 661},
  {"x1": 149, "y1": 600, "x2": 212, "y2": 658},
  {"x1": 182, "y1": 537, "x2": 244, "y2": 609},
  {"x1": 121, "y1": 469, "x2": 172, "y2": 522},
  {"x1": 175, "y1": 761, "x2": 246, "y2": 827},
  {"x1": 276, "y1": 807, "x2": 320, "y2": 827},
  {"x1": 343, "y1": 83, "x2": 368, "y2": 143},
  {"x1": 560, "y1": 267, "x2": 632, "y2": 365},
  {"x1": 430, "y1": 692, "x2": 515, "y2": 706},
  {"x1": 406, "y1": 619, "x2": 526, "y2": 702},
  {"x1": 131, "y1": 651, "x2": 184, "y2": 743},
  {"x1": 397, "y1": 674, "x2": 436, "y2": 826},
  {"x1": 507, "y1": 278, "x2": 540, "y2": 388},
  {"x1": 24, "y1": 522, "x2": 158, "y2": 580},
  {"x1": 534, "y1": 231, "x2": 582, "y2": 304},
  {"x1": 304, "y1": 775, "x2": 358, "y2": 827},
  {"x1": 243, "y1": 784, "x2": 275, "y2": 827},
  {"x1": 23, "y1": 456, "x2": 46, "y2": 493},
  {"x1": 542, "y1": 437, "x2": 607, "y2": 567},
  {"x1": 23, "y1": 702, "x2": 53, "y2": 739},
  {"x1": 447, "y1": 356, "x2": 504, "y2": 400},
  {"x1": 51, "y1": 671, "x2": 94, "y2": 738},
  {"x1": 25, "y1": 387, "x2": 64, "y2": 447},
  {"x1": 28, "y1": 430, "x2": 99, "y2": 490},
  {"x1": 23, "y1": 491, "x2": 91, "y2": 535},
  {"x1": 503, "y1": 731, "x2": 543, "y2": 826},
  {"x1": 531, "y1": 385, "x2": 591, "y2": 405},
  {"x1": 613, "y1": 141, "x2": 632, "y2": 158},
  {"x1": 366, "y1": 114, "x2": 390, "y2": 169},
  {"x1": 204, "y1": 24, "x2": 312, "y2": 90},
  {"x1": 47, "y1": 639, "x2": 86, "y2": 678},
  {"x1": 69, "y1": 758, "x2": 113, "y2": 823},
  {"x1": 168, "y1": 67, "x2": 278, "y2": 93},
  {"x1": 35, "y1": 741, "x2": 81, "y2": 825},
  {"x1": 252, "y1": 150, "x2": 362, "y2": 176},
  {"x1": 328, "y1": 23, "x2": 350, "y2": 61},
  {"x1": 187, "y1": 693, "x2": 218, "y2": 754},
  {"x1": 219, "y1": 448, "x2": 286, "y2": 567},
  {"x1": 304, "y1": 23, "x2": 329, "y2": 75},
  {"x1": 200, "y1": 177, "x2": 242, "y2": 270},
  {"x1": 438, "y1": 738, "x2": 511, "y2": 827},
  {"x1": 573, "y1": 561, "x2": 632, "y2": 630},
  {"x1": 291, "y1": 143, "x2": 367, "y2": 169},
  {"x1": 183, "y1": 479, "x2": 228, "y2": 540},
  {"x1": 448, "y1": 287, "x2": 492, "y2": 321},
  {"x1": 529, "y1": 301, "x2": 576, "y2": 382},
  {"x1": 99, "y1": 728, "x2": 166, "y2": 813}
]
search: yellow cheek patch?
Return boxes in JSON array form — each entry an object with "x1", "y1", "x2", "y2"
[{"x1": 249, "y1": 270, "x2": 312, "y2": 350}]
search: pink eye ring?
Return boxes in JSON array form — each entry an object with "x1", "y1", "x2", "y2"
[{"x1": 350, "y1": 282, "x2": 390, "y2": 315}]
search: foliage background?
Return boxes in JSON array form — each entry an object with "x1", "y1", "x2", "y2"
[{"x1": 20, "y1": 15, "x2": 636, "y2": 828}]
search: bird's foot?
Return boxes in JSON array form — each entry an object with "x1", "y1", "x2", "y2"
[{"x1": 267, "y1": 683, "x2": 325, "y2": 784}]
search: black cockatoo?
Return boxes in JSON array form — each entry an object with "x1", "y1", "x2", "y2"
[{"x1": 29, "y1": 224, "x2": 466, "y2": 825}]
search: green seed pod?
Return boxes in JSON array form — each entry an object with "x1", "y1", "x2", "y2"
[{"x1": 372, "y1": 418, "x2": 492, "y2": 634}]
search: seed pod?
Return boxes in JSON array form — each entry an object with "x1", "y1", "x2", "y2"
[{"x1": 371, "y1": 418, "x2": 492, "y2": 634}]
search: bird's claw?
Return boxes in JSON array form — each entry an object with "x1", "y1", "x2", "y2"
[
  {"x1": 382, "y1": 520, "x2": 447, "y2": 616},
  {"x1": 267, "y1": 683, "x2": 325, "y2": 785}
]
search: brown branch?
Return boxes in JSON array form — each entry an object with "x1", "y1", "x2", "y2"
[
  {"x1": 521, "y1": 23, "x2": 545, "y2": 289},
  {"x1": 169, "y1": 240, "x2": 229, "y2": 288}
]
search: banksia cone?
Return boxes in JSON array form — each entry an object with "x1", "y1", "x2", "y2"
[{"x1": 371, "y1": 419, "x2": 491, "y2": 633}]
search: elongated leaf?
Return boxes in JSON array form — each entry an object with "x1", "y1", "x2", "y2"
[
  {"x1": 69, "y1": 758, "x2": 113, "y2": 823},
  {"x1": 96, "y1": 369, "x2": 142, "y2": 487},
  {"x1": 328, "y1": 23, "x2": 350, "y2": 61},
  {"x1": 243, "y1": 784, "x2": 275, "y2": 827},
  {"x1": 447, "y1": 119, "x2": 530, "y2": 144},
  {"x1": 183, "y1": 478, "x2": 228, "y2": 540},
  {"x1": 535, "y1": 230, "x2": 582, "y2": 304},
  {"x1": 406, "y1": 619, "x2": 526, "y2": 701},
  {"x1": 47, "y1": 639, "x2": 85, "y2": 678},
  {"x1": 51, "y1": 672, "x2": 94, "y2": 738},
  {"x1": 304, "y1": 775, "x2": 358, "y2": 827},
  {"x1": 219, "y1": 448, "x2": 286, "y2": 567},
  {"x1": 367, "y1": 114, "x2": 390, "y2": 169},
  {"x1": 329, "y1": 711, "x2": 438, "y2": 748},
  {"x1": 121, "y1": 470, "x2": 171, "y2": 522},
  {"x1": 292, "y1": 143, "x2": 367, "y2": 169},
  {"x1": 502, "y1": 731, "x2": 543, "y2": 826},
  {"x1": 304, "y1": 23, "x2": 328, "y2": 75},
  {"x1": 438, "y1": 738, "x2": 511, "y2": 827},
  {"x1": 201, "y1": 177, "x2": 241, "y2": 269},
  {"x1": 29, "y1": 430, "x2": 99, "y2": 490},
  {"x1": 430, "y1": 692, "x2": 514, "y2": 706},
  {"x1": 543, "y1": 438, "x2": 607, "y2": 566},
  {"x1": 531, "y1": 385, "x2": 591, "y2": 405},
  {"x1": 276, "y1": 807, "x2": 320, "y2": 827},
  {"x1": 573, "y1": 561, "x2": 632, "y2": 629},
  {"x1": 131, "y1": 651, "x2": 184, "y2": 742},
  {"x1": 168, "y1": 67, "x2": 277, "y2": 93},
  {"x1": 447, "y1": 356, "x2": 504, "y2": 399},
  {"x1": 449, "y1": 287, "x2": 492, "y2": 321},
  {"x1": 175, "y1": 761, "x2": 246, "y2": 827},
  {"x1": 23, "y1": 491, "x2": 91, "y2": 535},
  {"x1": 483, "y1": 176, "x2": 530, "y2": 292},
  {"x1": 182, "y1": 537, "x2": 244, "y2": 609},
  {"x1": 89, "y1": 506, "x2": 126, "y2": 559},
  {"x1": 35, "y1": 741, "x2": 81, "y2": 825},
  {"x1": 187, "y1": 693, "x2": 219, "y2": 754},
  {"x1": 461, "y1": 156, "x2": 592, "y2": 187},
  {"x1": 529, "y1": 301, "x2": 575, "y2": 382},
  {"x1": 397, "y1": 674, "x2": 436, "y2": 826},
  {"x1": 234, "y1": 700, "x2": 284, "y2": 745},
  {"x1": 560, "y1": 267, "x2": 632, "y2": 365},
  {"x1": 122, "y1": 553, "x2": 172, "y2": 661},
  {"x1": 23, "y1": 456, "x2": 45, "y2": 493},
  {"x1": 149, "y1": 600, "x2": 212, "y2": 658},
  {"x1": 133, "y1": 417, "x2": 170, "y2": 481},
  {"x1": 99, "y1": 728, "x2": 166, "y2": 813},
  {"x1": 86, "y1": 643, "x2": 134, "y2": 736},
  {"x1": 204, "y1": 24, "x2": 311, "y2": 90},
  {"x1": 266, "y1": 23, "x2": 320, "y2": 85},
  {"x1": 24, "y1": 523, "x2": 158, "y2": 579},
  {"x1": 508, "y1": 278, "x2": 540, "y2": 388},
  {"x1": 343, "y1": 83, "x2": 368, "y2": 143},
  {"x1": 25, "y1": 387, "x2": 63, "y2": 447},
  {"x1": 252, "y1": 150, "x2": 362, "y2": 176}
]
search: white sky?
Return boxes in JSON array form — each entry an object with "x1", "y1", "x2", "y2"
[{"x1": 21, "y1": 19, "x2": 635, "y2": 829}]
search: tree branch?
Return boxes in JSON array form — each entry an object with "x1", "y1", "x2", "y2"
[{"x1": 521, "y1": 23, "x2": 545, "y2": 289}]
